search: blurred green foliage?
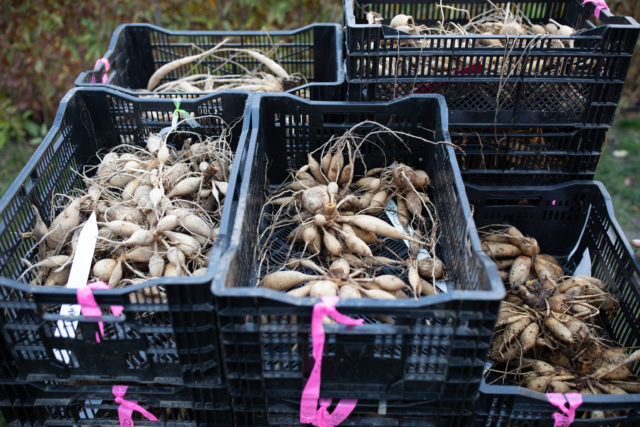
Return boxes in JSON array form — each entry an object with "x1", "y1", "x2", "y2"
[
  {"x1": 0, "y1": 0, "x2": 636, "y2": 147},
  {"x1": 1, "y1": 0, "x2": 341, "y2": 127},
  {"x1": 594, "y1": 114, "x2": 640, "y2": 240},
  {"x1": 0, "y1": 98, "x2": 48, "y2": 150}
]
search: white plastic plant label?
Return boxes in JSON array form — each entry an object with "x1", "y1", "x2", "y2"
[
  {"x1": 385, "y1": 199, "x2": 447, "y2": 293},
  {"x1": 53, "y1": 212, "x2": 98, "y2": 365}
]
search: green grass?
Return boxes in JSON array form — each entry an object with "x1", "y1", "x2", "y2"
[
  {"x1": 594, "y1": 113, "x2": 640, "y2": 241},
  {"x1": 0, "y1": 140, "x2": 37, "y2": 199}
]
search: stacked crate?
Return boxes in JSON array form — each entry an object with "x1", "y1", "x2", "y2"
[
  {"x1": 75, "y1": 23, "x2": 345, "y2": 101},
  {"x1": 1, "y1": 1, "x2": 640, "y2": 425},
  {"x1": 0, "y1": 88, "x2": 251, "y2": 425},
  {"x1": 343, "y1": 0, "x2": 640, "y2": 183},
  {"x1": 0, "y1": 23, "x2": 346, "y2": 427},
  {"x1": 466, "y1": 182, "x2": 640, "y2": 426},
  {"x1": 213, "y1": 93, "x2": 504, "y2": 425},
  {"x1": 342, "y1": 1, "x2": 640, "y2": 425}
]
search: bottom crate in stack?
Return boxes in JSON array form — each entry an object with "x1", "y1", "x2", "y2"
[
  {"x1": 0, "y1": 381, "x2": 232, "y2": 426},
  {"x1": 0, "y1": 88, "x2": 251, "y2": 386},
  {"x1": 346, "y1": 80, "x2": 621, "y2": 126},
  {"x1": 213, "y1": 94, "x2": 503, "y2": 426},
  {"x1": 466, "y1": 182, "x2": 640, "y2": 426},
  {"x1": 230, "y1": 394, "x2": 473, "y2": 426}
]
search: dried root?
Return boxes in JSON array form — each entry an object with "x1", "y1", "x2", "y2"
[
  {"x1": 22, "y1": 121, "x2": 235, "y2": 298},
  {"x1": 146, "y1": 39, "x2": 304, "y2": 94},
  {"x1": 362, "y1": 2, "x2": 589, "y2": 95},
  {"x1": 482, "y1": 224, "x2": 638, "y2": 408},
  {"x1": 257, "y1": 122, "x2": 447, "y2": 305}
]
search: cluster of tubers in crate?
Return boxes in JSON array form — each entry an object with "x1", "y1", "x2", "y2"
[
  {"x1": 363, "y1": 6, "x2": 584, "y2": 77},
  {"x1": 481, "y1": 225, "x2": 640, "y2": 401},
  {"x1": 258, "y1": 127, "x2": 445, "y2": 301},
  {"x1": 22, "y1": 129, "x2": 233, "y2": 300},
  {"x1": 144, "y1": 39, "x2": 301, "y2": 94},
  {"x1": 366, "y1": 8, "x2": 575, "y2": 43}
]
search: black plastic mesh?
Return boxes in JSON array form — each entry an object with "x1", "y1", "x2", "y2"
[
  {"x1": 232, "y1": 393, "x2": 473, "y2": 426},
  {"x1": 0, "y1": 382, "x2": 232, "y2": 426},
  {"x1": 213, "y1": 94, "x2": 503, "y2": 415},
  {"x1": 466, "y1": 182, "x2": 640, "y2": 426},
  {"x1": 449, "y1": 124, "x2": 608, "y2": 184},
  {"x1": 0, "y1": 88, "x2": 249, "y2": 386},
  {"x1": 347, "y1": 80, "x2": 621, "y2": 125},
  {"x1": 76, "y1": 24, "x2": 344, "y2": 100}
]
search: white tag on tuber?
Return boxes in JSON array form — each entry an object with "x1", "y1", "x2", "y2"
[
  {"x1": 384, "y1": 199, "x2": 429, "y2": 259},
  {"x1": 53, "y1": 212, "x2": 98, "y2": 364},
  {"x1": 385, "y1": 199, "x2": 447, "y2": 293}
]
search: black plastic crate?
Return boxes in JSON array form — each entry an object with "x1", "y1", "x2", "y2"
[
  {"x1": 347, "y1": 80, "x2": 624, "y2": 126},
  {"x1": 231, "y1": 394, "x2": 472, "y2": 426},
  {"x1": 0, "y1": 381, "x2": 232, "y2": 426},
  {"x1": 212, "y1": 93, "x2": 504, "y2": 420},
  {"x1": 75, "y1": 23, "x2": 344, "y2": 101},
  {"x1": 450, "y1": 123, "x2": 610, "y2": 184},
  {"x1": 344, "y1": 0, "x2": 640, "y2": 125},
  {"x1": 0, "y1": 88, "x2": 250, "y2": 386},
  {"x1": 465, "y1": 181, "x2": 640, "y2": 426}
]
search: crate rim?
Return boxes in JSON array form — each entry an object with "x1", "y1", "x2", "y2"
[
  {"x1": 466, "y1": 180, "x2": 640, "y2": 270},
  {"x1": 343, "y1": 0, "x2": 640, "y2": 34},
  {"x1": 471, "y1": 179, "x2": 640, "y2": 405},
  {"x1": 0, "y1": 86, "x2": 253, "y2": 296},
  {"x1": 479, "y1": 378, "x2": 640, "y2": 405},
  {"x1": 345, "y1": 75, "x2": 628, "y2": 86},
  {"x1": 74, "y1": 22, "x2": 346, "y2": 97},
  {"x1": 450, "y1": 123, "x2": 611, "y2": 130},
  {"x1": 211, "y1": 92, "x2": 506, "y2": 307}
]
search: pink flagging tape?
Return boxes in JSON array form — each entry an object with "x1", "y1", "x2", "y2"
[
  {"x1": 583, "y1": 0, "x2": 610, "y2": 18},
  {"x1": 91, "y1": 58, "x2": 111, "y2": 84},
  {"x1": 547, "y1": 393, "x2": 583, "y2": 427},
  {"x1": 76, "y1": 281, "x2": 124, "y2": 342},
  {"x1": 300, "y1": 296, "x2": 364, "y2": 426},
  {"x1": 112, "y1": 385, "x2": 158, "y2": 426}
]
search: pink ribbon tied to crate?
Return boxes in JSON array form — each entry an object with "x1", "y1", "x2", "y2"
[
  {"x1": 583, "y1": 0, "x2": 610, "y2": 18},
  {"x1": 547, "y1": 393, "x2": 583, "y2": 427},
  {"x1": 91, "y1": 58, "x2": 111, "y2": 84},
  {"x1": 300, "y1": 296, "x2": 364, "y2": 427},
  {"x1": 112, "y1": 385, "x2": 159, "y2": 426},
  {"x1": 76, "y1": 281, "x2": 124, "y2": 343}
]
